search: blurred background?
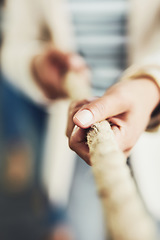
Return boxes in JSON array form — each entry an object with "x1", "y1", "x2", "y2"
[{"x1": 0, "y1": 0, "x2": 160, "y2": 240}]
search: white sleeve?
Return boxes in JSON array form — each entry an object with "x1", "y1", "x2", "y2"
[
  {"x1": 40, "y1": 0, "x2": 75, "y2": 52},
  {"x1": 1, "y1": 0, "x2": 50, "y2": 105}
]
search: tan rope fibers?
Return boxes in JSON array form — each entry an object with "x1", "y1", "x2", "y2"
[{"x1": 64, "y1": 71, "x2": 158, "y2": 240}]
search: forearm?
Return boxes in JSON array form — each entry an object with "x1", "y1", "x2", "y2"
[
  {"x1": 120, "y1": 66, "x2": 160, "y2": 130},
  {"x1": 1, "y1": 42, "x2": 50, "y2": 105}
]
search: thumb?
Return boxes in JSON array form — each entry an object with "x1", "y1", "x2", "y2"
[{"x1": 73, "y1": 94, "x2": 127, "y2": 128}]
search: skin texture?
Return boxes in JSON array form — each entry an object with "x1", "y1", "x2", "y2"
[
  {"x1": 66, "y1": 79, "x2": 160, "y2": 165},
  {"x1": 31, "y1": 48, "x2": 90, "y2": 99}
]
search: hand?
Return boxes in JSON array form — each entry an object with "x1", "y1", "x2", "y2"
[
  {"x1": 32, "y1": 48, "x2": 90, "y2": 99},
  {"x1": 66, "y1": 79, "x2": 160, "y2": 165}
]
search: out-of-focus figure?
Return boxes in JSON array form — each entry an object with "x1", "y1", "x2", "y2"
[
  {"x1": 0, "y1": 0, "x2": 87, "y2": 239},
  {"x1": 1, "y1": 0, "x2": 160, "y2": 240}
]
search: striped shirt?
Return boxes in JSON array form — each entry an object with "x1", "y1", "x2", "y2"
[{"x1": 68, "y1": 0, "x2": 129, "y2": 96}]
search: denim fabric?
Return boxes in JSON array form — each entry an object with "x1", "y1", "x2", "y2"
[{"x1": 0, "y1": 75, "x2": 47, "y2": 183}]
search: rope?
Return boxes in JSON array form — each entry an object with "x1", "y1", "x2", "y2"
[{"x1": 65, "y1": 71, "x2": 157, "y2": 240}]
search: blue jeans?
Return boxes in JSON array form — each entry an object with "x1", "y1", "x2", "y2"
[
  {"x1": 0, "y1": 75, "x2": 47, "y2": 183},
  {"x1": 0, "y1": 74, "x2": 68, "y2": 239}
]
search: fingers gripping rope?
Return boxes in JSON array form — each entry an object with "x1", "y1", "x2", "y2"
[{"x1": 65, "y1": 72, "x2": 157, "y2": 240}]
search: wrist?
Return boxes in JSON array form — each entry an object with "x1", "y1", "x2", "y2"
[
  {"x1": 133, "y1": 77, "x2": 160, "y2": 112},
  {"x1": 139, "y1": 78, "x2": 160, "y2": 130}
]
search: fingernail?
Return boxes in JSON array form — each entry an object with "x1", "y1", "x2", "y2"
[
  {"x1": 74, "y1": 110, "x2": 93, "y2": 126},
  {"x1": 71, "y1": 125, "x2": 79, "y2": 136}
]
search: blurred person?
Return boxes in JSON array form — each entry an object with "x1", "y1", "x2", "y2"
[
  {"x1": 0, "y1": 0, "x2": 89, "y2": 240},
  {"x1": 0, "y1": 70, "x2": 71, "y2": 239},
  {"x1": 1, "y1": 0, "x2": 126, "y2": 239},
  {"x1": 0, "y1": 2, "x2": 47, "y2": 240},
  {"x1": 1, "y1": 0, "x2": 89, "y2": 103},
  {"x1": 1, "y1": 1, "x2": 160, "y2": 240}
]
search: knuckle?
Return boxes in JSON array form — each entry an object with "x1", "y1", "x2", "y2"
[
  {"x1": 68, "y1": 101, "x2": 78, "y2": 117},
  {"x1": 69, "y1": 100, "x2": 78, "y2": 111},
  {"x1": 68, "y1": 139, "x2": 73, "y2": 150},
  {"x1": 69, "y1": 100, "x2": 84, "y2": 113},
  {"x1": 69, "y1": 99, "x2": 92, "y2": 118},
  {"x1": 68, "y1": 108, "x2": 74, "y2": 118},
  {"x1": 69, "y1": 138, "x2": 75, "y2": 151},
  {"x1": 89, "y1": 101, "x2": 106, "y2": 119}
]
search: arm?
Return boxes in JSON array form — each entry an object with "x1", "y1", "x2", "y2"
[
  {"x1": 1, "y1": 0, "x2": 81, "y2": 104},
  {"x1": 122, "y1": 1, "x2": 160, "y2": 129},
  {"x1": 120, "y1": 65, "x2": 160, "y2": 130},
  {"x1": 1, "y1": 0, "x2": 50, "y2": 104}
]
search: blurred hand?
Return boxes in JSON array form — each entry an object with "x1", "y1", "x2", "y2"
[
  {"x1": 32, "y1": 48, "x2": 90, "y2": 99},
  {"x1": 66, "y1": 79, "x2": 160, "y2": 165}
]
